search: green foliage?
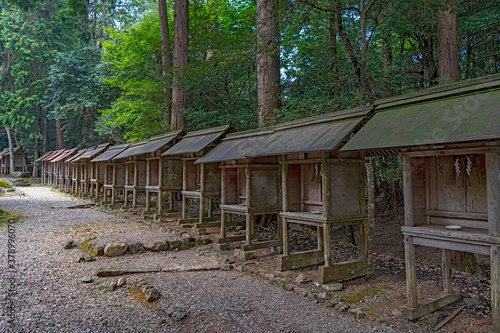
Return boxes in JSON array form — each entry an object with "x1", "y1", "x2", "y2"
[
  {"x1": 44, "y1": 45, "x2": 116, "y2": 147},
  {"x1": 0, "y1": 180, "x2": 12, "y2": 188}
]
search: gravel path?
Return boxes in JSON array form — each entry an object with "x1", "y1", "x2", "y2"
[{"x1": 0, "y1": 185, "x2": 396, "y2": 332}]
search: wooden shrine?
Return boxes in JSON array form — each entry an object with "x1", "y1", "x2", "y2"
[
  {"x1": 246, "y1": 108, "x2": 373, "y2": 283},
  {"x1": 112, "y1": 132, "x2": 183, "y2": 211},
  {"x1": 90, "y1": 143, "x2": 130, "y2": 205},
  {"x1": 53, "y1": 148, "x2": 79, "y2": 191},
  {"x1": 162, "y1": 125, "x2": 233, "y2": 232},
  {"x1": 143, "y1": 131, "x2": 185, "y2": 218},
  {"x1": 70, "y1": 143, "x2": 110, "y2": 197},
  {"x1": 35, "y1": 151, "x2": 56, "y2": 184},
  {"x1": 196, "y1": 127, "x2": 282, "y2": 256},
  {"x1": 65, "y1": 149, "x2": 88, "y2": 194},
  {"x1": 0, "y1": 147, "x2": 29, "y2": 175},
  {"x1": 342, "y1": 75, "x2": 500, "y2": 330}
]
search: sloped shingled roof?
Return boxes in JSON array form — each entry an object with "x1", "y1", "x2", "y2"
[
  {"x1": 195, "y1": 127, "x2": 274, "y2": 164},
  {"x1": 247, "y1": 107, "x2": 371, "y2": 157},
  {"x1": 112, "y1": 131, "x2": 183, "y2": 160},
  {"x1": 162, "y1": 125, "x2": 232, "y2": 156},
  {"x1": 90, "y1": 143, "x2": 130, "y2": 162},
  {"x1": 342, "y1": 74, "x2": 500, "y2": 153}
]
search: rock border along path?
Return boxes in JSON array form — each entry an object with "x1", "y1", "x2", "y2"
[{"x1": 0, "y1": 184, "x2": 399, "y2": 332}]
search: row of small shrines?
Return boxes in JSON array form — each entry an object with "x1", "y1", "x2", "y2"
[{"x1": 35, "y1": 75, "x2": 500, "y2": 329}]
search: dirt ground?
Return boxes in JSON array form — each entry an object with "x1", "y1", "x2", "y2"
[{"x1": 0, "y1": 182, "x2": 495, "y2": 332}]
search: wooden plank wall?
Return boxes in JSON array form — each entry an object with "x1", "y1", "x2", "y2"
[{"x1": 328, "y1": 162, "x2": 362, "y2": 216}]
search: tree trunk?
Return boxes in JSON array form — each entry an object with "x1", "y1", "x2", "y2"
[
  {"x1": 170, "y1": 0, "x2": 188, "y2": 131},
  {"x1": 43, "y1": 116, "x2": 48, "y2": 154},
  {"x1": 92, "y1": 0, "x2": 98, "y2": 46},
  {"x1": 5, "y1": 127, "x2": 15, "y2": 174},
  {"x1": 158, "y1": 0, "x2": 173, "y2": 128},
  {"x1": 256, "y1": 0, "x2": 281, "y2": 127},
  {"x1": 438, "y1": 2, "x2": 459, "y2": 83},
  {"x1": 33, "y1": 117, "x2": 40, "y2": 177},
  {"x1": 329, "y1": 8, "x2": 339, "y2": 95},
  {"x1": 359, "y1": 0, "x2": 367, "y2": 102},
  {"x1": 55, "y1": 119, "x2": 66, "y2": 149},
  {"x1": 382, "y1": 38, "x2": 392, "y2": 93}
]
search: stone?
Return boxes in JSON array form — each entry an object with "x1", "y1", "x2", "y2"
[
  {"x1": 5, "y1": 188, "x2": 15, "y2": 192},
  {"x1": 81, "y1": 276, "x2": 93, "y2": 283},
  {"x1": 101, "y1": 282, "x2": 117, "y2": 292},
  {"x1": 143, "y1": 241, "x2": 169, "y2": 252},
  {"x1": 295, "y1": 287, "x2": 308, "y2": 297},
  {"x1": 168, "y1": 240, "x2": 181, "y2": 251},
  {"x1": 221, "y1": 265, "x2": 233, "y2": 271},
  {"x1": 391, "y1": 308, "x2": 403, "y2": 317},
  {"x1": 295, "y1": 273, "x2": 311, "y2": 284},
  {"x1": 334, "y1": 302, "x2": 350, "y2": 312},
  {"x1": 171, "y1": 310, "x2": 188, "y2": 321},
  {"x1": 307, "y1": 292, "x2": 318, "y2": 302},
  {"x1": 322, "y1": 282, "x2": 344, "y2": 292},
  {"x1": 235, "y1": 265, "x2": 244, "y2": 272},
  {"x1": 117, "y1": 277, "x2": 126, "y2": 287},
  {"x1": 196, "y1": 235, "x2": 211, "y2": 246},
  {"x1": 235, "y1": 226, "x2": 244, "y2": 231},
  {"x1": 128, "y1": 243, "x2": 146, "y2": 254},
  {"x1": 141, "y1": 285, "x2": 154, "y2": 293},
  {"x1": 93, "y1": 245, "x2": 105, "y2": 256},
  {"x1": 316, "y1": 292, "x2": 329, "y2": 303},
  {"x1": 180, "y1": 238, "x2": 190, "y2": 250},
  {"x1": 104, "y1": 243, "x2": 128, "y2": 257},
  {"x1": 75, "y1": 256, "x2": 86, "y2": 263},
  {"x1": 64, "y1": 241, "x2": 74, "y2": 249},
  {"x1": 284, "y1": 284, "x2": 294, "y2": 292},
  {"x1": 145, "y1": 288, "x2": 161, "y2": 301},
  {"x1": 348, "y1": 308, "x2": 365, "y2": 319}
]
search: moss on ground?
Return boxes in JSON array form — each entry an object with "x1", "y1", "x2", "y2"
[
  {"x1": 344, "y1": 286, "x2": 383, "y2": 304},
  {"x1": 0, "y1": 180, "x2": 12, "y2": 189},
  {"x1": 80, "y1": 240, "x2": 98, "y2": 257},
  {"x1": 0, "y1": 208, "x2": 20, "y2": 226}
]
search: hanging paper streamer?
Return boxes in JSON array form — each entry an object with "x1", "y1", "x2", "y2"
[
  {"x1": 454, "y1": 157, "x2": 461, "y2": 176},
  {"x1": 466, "y1": 156, "x2": 473, "y2": 175}
]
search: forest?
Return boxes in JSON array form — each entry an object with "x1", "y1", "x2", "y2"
[{"x1": 0, "y1": 0, "x2": 499, "y2": 175}]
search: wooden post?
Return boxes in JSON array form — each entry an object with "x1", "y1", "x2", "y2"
[
  {"x1": 486, "y1": 153, "x2": 500, "y2": 236},
  {"x1": 405, "y1": 235, "x2": 418, "y2": 308},
  {"x1": 360, "y1": 220, "x2": 368, "y2": 260},
  {"x1": 281, "y1": 159, "x2": 289, "y2": 212},
  {"x1": 245, "y1": 162, "x2": 252, "y2": 245},
  {"x1": 402, "y1": 156, "x2": 414, "y2": 227},
  {"x1": 133, "y1": 161, "x2": 138, "y2": 207},
  {"x1": 323, "y1": 224, "x2": 332, "y2": 267},
  {"x1": 199, "y1": 163, "x2": 205, "y2": 223},
  {"x1": 322, "y1": 156, "x2": 331, "y2": 218},
  {"x1": 491, "y1": 245, "x2": 500, "y2": 332},
  {"x1": 220, "y1": 165, "x2": 227, "y2": 239},
  {"x1": 366, "y1": 158, "x2": 375, "y2": 251},
  {"x1": 221, "y1": 212, "x2": 227, "y2": 238},
  {"x1": 182, "y1": 196, "x2": 188, "y2": 219},
  {"x1": 442, "y1": 249, "x2": 453, "y2": 294},
  {"x1": 146, "y1": 190, "x2": 150, "y2": 211},
  {"x1": 111, "y1": 163, "x2": 116, "y2": 204},
  {"x1": 157, "y1": 189, "x2": 163, "y2": 215},
  {"x1": 246, "y1": 213, "x2": 253, "y2": 246},
  {"x1": 208, "y1": 198, "x2": 213, "y2": 218},
  {"x1": 282, "y1": 217, "x2": 289, "y2": 255},
  {"x1": 169, "y1": 192, "x2": 174, "y2": 211}
]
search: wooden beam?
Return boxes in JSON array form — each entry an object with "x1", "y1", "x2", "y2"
[
  {"x1": 319, "y1": 259, "x2": 373, "y2": 284},
  {"x1": 277, "y1": 249, "x2": 324, "y2": 271},
  {"x1": 486, "y1": 153, "x2": 500, "y2": 236},
  {"x1": 403, "y1": 291, "x2": 459, "y2": 320}
]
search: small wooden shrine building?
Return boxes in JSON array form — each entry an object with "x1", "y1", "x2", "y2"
[
  {"x1": 196, "y1": 127, "x2": 282, "y2": 255},
  {"x1": 112, "y1": 131, "x2": 183, "y2": 210},
  {"x1": 54, "y1": 148, "x2": 79, "y2": 191},
  {"x1": 0, "y1": 147, "x2": 29, "y2": 175},
  {"x1": 342, "y1": 75, "x2": 500, "y2": 329},
  {"x1": 162, "y1": 125, "x2": 233, "y2": 232},
  {"x1": 247, "y1": 108, "x2": 373, "y2": 283},
  {"x1": 90, "y1": 143, "x2": 130, "y2": 205},
  {"x1": 45, "y1": 149, "x2": 68, "y2": 187},
  {"x1": 69, "y1": 143, "x2": 110, "y2": 196},
  {"x1": 142, "y1": 131, "x2": 185, "y2": 218},
  {"x1": 35, "y1": 151, "x2": 56, "y2": 184}
]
